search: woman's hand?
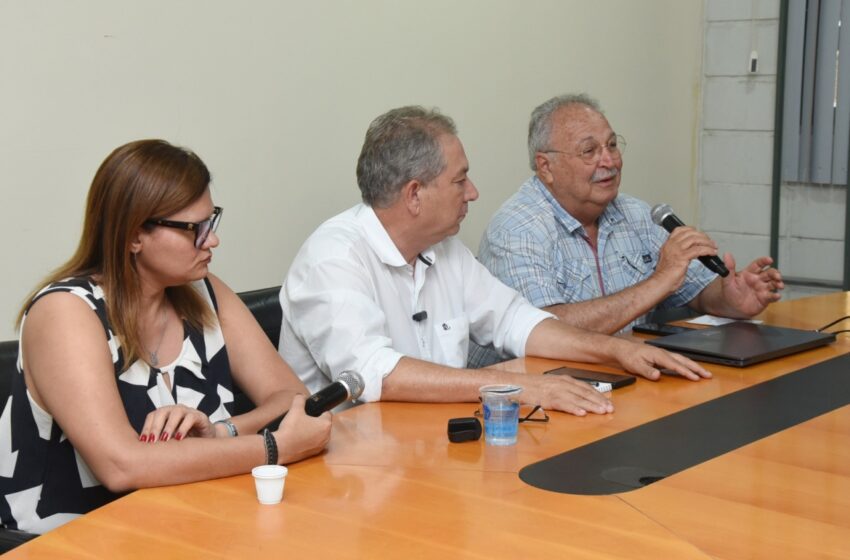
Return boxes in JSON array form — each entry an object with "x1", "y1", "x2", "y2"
[
  {"x1": 273, "y1": 394, "x2": 333, "y2": 464},
  {"x1": 139, "y1": 404, "x2": 216, "y2": 442}
]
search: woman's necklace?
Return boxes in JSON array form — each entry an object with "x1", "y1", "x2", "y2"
[{"x1": 148, "y1": 306, "x2": 169, "y2": 367}]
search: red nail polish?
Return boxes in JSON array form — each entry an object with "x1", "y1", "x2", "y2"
[
  {"x1": 149, "y1": 434, "x2": 156, "y2": 443},
  {"x1": 174, "y1": 432, "x2": 183, "y2": 440},
  {"x1": 140, "y1": 434, "x2": 147, "y2": 442},
  {"x1": 161, "y1": 432, "x2": 169, "y2": 442}
]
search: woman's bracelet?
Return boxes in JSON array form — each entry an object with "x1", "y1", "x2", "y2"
[
  {"x1": 261, "y1": 429, "x2": 278, "y2": 465},
  {"x1": 214, "y1": 418, "x2": 238, "y2": 437}
]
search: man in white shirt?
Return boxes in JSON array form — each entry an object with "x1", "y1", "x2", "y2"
[{"x1": 279, "y1": 106, "x2": 709, "y2": 416}]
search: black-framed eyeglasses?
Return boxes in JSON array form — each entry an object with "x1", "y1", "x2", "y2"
[
  {"x1": 145, "y1": 206, "x2": 223, "y2": 249},
  {"x1": 473, "y1": 404, "x2": 550, "y2": 424},
  {"x1": 543, "y1": 134, "x2": 626, "y2": 164}
]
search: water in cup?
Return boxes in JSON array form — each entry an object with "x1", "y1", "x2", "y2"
[
  {"x1": 483, "y1": 400, "x2": 520, "y2": 445},
  {"x1": 479, "y1": 384, "x2": 522, "y2": 446}
]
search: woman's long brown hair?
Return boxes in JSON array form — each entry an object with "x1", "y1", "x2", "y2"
[{"x1": 18, "y1": 139, "x2": 215, "y2": 367}]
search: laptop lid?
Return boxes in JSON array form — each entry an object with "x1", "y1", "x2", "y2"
[{"x1": 645, "y1": 322, "x2": 836, "y2": 367}]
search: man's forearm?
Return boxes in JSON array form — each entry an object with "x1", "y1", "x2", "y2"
[
  {"x1": 380, "y1": 357, "x2": 531, "y2": 403},
  {"x1": 543, "y1": 275, "x2": 674, "y2": 333},
  {"x1": 379, "y1": 354, "x2": 614, "y2": 415},
  {"x1": 525, "y1": 318, "x2": 631, "y2": 364}
]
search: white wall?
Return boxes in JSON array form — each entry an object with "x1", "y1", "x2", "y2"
[
  {"x1": 0, "y1": 1, "x2": 704, "y2": 340},
  {"x1": 700, "y1": 0, "x2": 780, "y2": 265}
]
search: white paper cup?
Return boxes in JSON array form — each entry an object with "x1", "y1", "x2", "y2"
[{"x1": 251, "y1": 465, "x2": 288, "y2": 505}]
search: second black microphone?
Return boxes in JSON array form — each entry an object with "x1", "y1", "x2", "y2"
[{"x1": 263, "y1": 371, "x2": 365, "y2": 431}]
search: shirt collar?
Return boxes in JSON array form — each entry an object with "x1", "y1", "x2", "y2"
[
  {"x1": 530, "y1": 175, "x2": 625, "y2": 235},
  {"x1": 355, "y1": 204, "x2": 436, "y2": 268},
  {"x1": 160, "y1": 337, "x2": 205, "y2": 381}
]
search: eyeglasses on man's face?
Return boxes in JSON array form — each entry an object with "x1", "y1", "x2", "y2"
[
  {"x1": 145, "y1": 206, "x2": 223, "y2": 249},
  {"x1": 543, "y1": 134, "x2": 626, "y2": 164}
]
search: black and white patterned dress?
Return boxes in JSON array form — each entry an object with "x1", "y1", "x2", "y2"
[{"x1": 0, "y1": 277, "x2": 236, "y2": 533}]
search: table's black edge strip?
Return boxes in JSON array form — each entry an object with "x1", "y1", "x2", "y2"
[{"x1": 519, "y1": 354, "x2": 850, "y2": 495}]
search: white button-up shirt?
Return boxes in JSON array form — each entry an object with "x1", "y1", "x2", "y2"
[{"x1": 279, "y1": 204, "x2": 553, "y2": 402}]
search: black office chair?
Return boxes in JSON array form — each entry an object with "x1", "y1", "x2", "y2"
[
  {"x1": 0, "y1": 340, "x2": 38, "y2": 552},
  {"x1": 236, "y1": 286, "x2": 282, "y2": 349},
  {"x1": 0, "y1": 286, "x2": 283, "y2": 551},
  {"x1": 0, "y1": 340, "x2": 17, "y2": 419},
  {"x1": 233, "y1": 285, "x2": 283, "y2": 415}
]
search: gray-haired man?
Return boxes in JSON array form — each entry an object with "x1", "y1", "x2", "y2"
[
  {"x1": 471, "y1": 93, "x2": 783, "y2": 368},
  {"x1": 279, "y1": 106, "x2": 710, "y2": 417}
]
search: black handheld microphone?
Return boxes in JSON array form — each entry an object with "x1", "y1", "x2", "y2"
[
  {"x1": 262, "y1": 371, "x2": 365, "y2": 431},
  {"x1": 650, "y1": 203, "x2": 729, "y2": 277},
  {"x1": 303, "y1": 371, "x2": 365, "y2": 417}
]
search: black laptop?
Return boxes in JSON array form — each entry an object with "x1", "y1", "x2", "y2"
[{"x1": 645, "y1": 322, "x2": 836, "y2": 367}]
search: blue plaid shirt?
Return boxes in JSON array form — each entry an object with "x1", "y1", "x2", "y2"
[{"x1": 469, "y1": 176, "x2": 715, "y2": 367}]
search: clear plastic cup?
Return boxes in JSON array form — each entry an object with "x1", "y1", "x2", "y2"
[
  {"x1": 479, "y1": 384, "x2": 522, "y2": 446},
  {"x1": 251, "y1": 465, "x2": 288, "y2": 504}
]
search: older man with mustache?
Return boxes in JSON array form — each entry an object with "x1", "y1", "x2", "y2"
[{"x1": 471, "y1": 93, "x2": 783, "y2": 367}]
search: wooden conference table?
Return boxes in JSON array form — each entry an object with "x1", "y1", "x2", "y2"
[{"x1": 6, "y1": 293, "x2": 850, "y2": 559}]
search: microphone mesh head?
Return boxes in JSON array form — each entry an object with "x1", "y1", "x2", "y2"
[
  {"x1": 337, "y1": 370, "x2": 365, "y2": 400},
  {"x1": 650, "y1": 203, "x2": 673, "y2": 226}
]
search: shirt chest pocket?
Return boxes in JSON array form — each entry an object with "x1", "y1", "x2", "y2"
[
  {"x1": 605, "y1": 230, "x2": 652, "y2": 281},
  {"x1": 554, "y1": 259, "x2": 595, "y2": 302},
  {"x1": 434, "y1": 316, "x2": 470, "y2": 368},
  {"x1": 615, "y1": 248, "x2": 653, "y2": 285}
]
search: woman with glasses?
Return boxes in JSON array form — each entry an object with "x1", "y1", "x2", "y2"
[{"x1": 0, "y1": 139, "x2": 332, "y2": 534}]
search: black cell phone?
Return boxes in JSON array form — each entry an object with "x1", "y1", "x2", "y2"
[
  {"x1": 544, "y1": 367, "x2": 636, "y2": 389},
  {"x1": 632, "y1": 322, "x2": 694, "y2": 336}
]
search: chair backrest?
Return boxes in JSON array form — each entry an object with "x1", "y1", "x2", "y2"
[
  {"x1": 0, "y1": 340, "x2": 17, "y2": 409},
  {"x1": 236, "y1": 286, "x2": 283, "y2": 348},
  {"x1": 232, "y1": 286, "x2": 282, "y2": 414},
  {"x1": 0, "y1": 341, "x2": 37, "y2": 548}
]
